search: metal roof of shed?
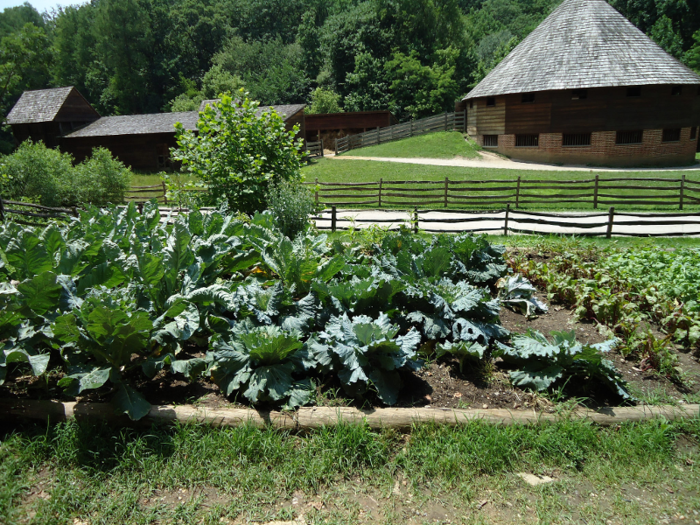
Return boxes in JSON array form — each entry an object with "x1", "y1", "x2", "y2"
[{"x1": 464, "y1": 0, "x2": 700, "y2": 100}]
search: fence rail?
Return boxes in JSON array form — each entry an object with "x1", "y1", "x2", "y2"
[
  {"x1": 306, "y1": 140, "x2": 324, "y2": 159},
  {"x1": 312, "y1": 206, "x2": 700, "y2": 237},
  {"x1": 335, "y1": 111, "x2": 466, "y2": 154},
  {"x1": 307, "y1": 174, "x2": 700, "y2": 210}
]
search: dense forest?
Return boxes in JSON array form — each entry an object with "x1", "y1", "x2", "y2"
[{"x1": 1, "y1": 0, "x2": 699, "y2": 148}]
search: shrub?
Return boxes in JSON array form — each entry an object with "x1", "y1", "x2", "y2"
[
  {"x1": 172, "y1": 90, "x2": 304, "y2": 214},
  {"x1": 0, "y1": 140, "x2": 73, "y2": 207},
  {"x1": 0, "y1": 142, "x2": 130, "y2": 207},
  {"x1": 266, "y1": 179, "x2": 320, "y2": 238}
]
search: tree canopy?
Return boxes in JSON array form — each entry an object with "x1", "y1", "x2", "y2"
[{"x1": 0, "y1": 0, "x2": 698, "y2": 138}]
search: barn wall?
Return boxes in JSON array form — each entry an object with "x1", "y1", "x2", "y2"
[
  {"x1": 474, "y1": 97, "x2": 506, "y2": 135},
  {"x1": 304, "y1": 111, "x2": 396, "y2": 141},
  {"x1": 61, "y1": 133, "x2": 180, "y2": 170},
  {"x1": 55, "y1": 90, "x2": 100, "y2": 123}
]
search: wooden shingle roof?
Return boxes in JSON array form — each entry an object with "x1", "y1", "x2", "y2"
[
  {"x1": 63, "y1": 112, "x2": 201, "y2": 138},
  {"x1": 464, "y1": 0, "x2": 700, "y2": 100},
  {"x1": 6, "y1": 87, "x2": 86, "y2": 124},
  {"x1": 199, "y1": 99, "x2": 306, "y2": 120}
]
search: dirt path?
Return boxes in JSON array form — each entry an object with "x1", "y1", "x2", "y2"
[{"x1": 332, "y1": 151, "x2": 700, "y2": 172}]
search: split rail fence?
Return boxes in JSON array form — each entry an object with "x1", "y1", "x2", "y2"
[
  {"x1": 313, "y1": 206, "x2": 700, "y2": 238},
  {"x1": 335, "y1": 111, "x2": 466, "y2": 154},
  {"x1": 307, "y1": 175, "x2": 700, "y2": 211}
]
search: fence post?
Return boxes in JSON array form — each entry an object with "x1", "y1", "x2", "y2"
[
  {"x1": 515, "y1": 176, "x2": 521, "y2": 208},
  {"x1": 315, "y1": 178, "x2": 319, "y2": 207},
  {"x1": 444, "y1": 177, "x2": 449, "y2": 208},
  {"x1": 680, "y1": 175, "x2": 685, "y2": 211},
  {"x1": 320, "y1": 140, "x2": 324, "y2": 157},
  {"x1": 410, "y1": 120, "x2": 414, "y2": 137},
  {"x1": 162, "y1": 181, "x2": 168, "y2": 205},
  {"x1": 593, "y1": 175, "x2": 599, "y2": 209},
  {"x1": 504, "y1": 204, "x2": 510, "y2": 237},
  {"x1": 331, "y1": 206, "x2": 337, "y2": 233},
  {"x1": 377, "y1": 126, "x2": 381, "y2": 145},
  {"x1": 72, "y1": 206, "x2": 79, "y2": 218},
  {"x1": 0, "y1": 197, "x2": 4, "y2": 222},
  {"x1": 606, "y1": 207, "x2": 615, "y2": 238},
  {"x1": 378, "y1": 178, "x2": 383, "y2": 208},
  {"x1": 413, "y1": 207, "x2": 418, "y2": 234},
  {"x1": 444, "y1": 111, "x2": 448, "y2": 131}
]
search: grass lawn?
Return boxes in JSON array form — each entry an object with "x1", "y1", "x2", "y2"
[
  {"x1": 302, "y1": 159, "x2": 700, "y2": 211},
  {"x1": 2, "y1": 418, "x2": 698, "y2": 524},
  {"x1": 340, "y1": 131, "x2": 481, "y2": 159}
]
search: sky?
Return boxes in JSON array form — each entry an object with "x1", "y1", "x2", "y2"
[{"x1": 0, "y1": 0, "x2": 90, "y2": 12}]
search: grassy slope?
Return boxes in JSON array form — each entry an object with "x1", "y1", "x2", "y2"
[
  {"x1": 302, "y1": 158, "x2": 700, "y2": 211},
  {"x1": 1, "y1": 419, "x2": 698, "y2": 524},
  {"x1": 340, "y1": 131, "x2": 481, "y2": 159}
]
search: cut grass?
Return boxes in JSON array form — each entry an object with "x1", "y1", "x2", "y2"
[
  {"x1": 1, "y1": 418, "x2": 698, "y2": 524},
  {"x1": 339, "y1": 131, "x2": 480, "y2": 159},
  {"x1": 302, "y1": 158, "x2": 700, "y2": 211}
]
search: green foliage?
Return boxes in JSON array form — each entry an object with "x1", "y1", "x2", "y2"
[
  {"x1": 172, "y1": 91, "x2": 305, "y2": 213},
  {"x1": 0, "y1": 142, "x2": 130, "y2": 207},
  {"x1": 307, "y1": 87, "x2": 343, "y2": 114},
  {"x1": 650, "y1": 15, "x2": 684, "y2": 58},
  {"x1": 496, "y1": 329, "x2": 631, "y2": 400},
  {"x1": 266, "y1": 180, "x2": 321, "y2": 239},
  {"x1": 684, "y1": 29, "x2": 700, "y2": 73}
]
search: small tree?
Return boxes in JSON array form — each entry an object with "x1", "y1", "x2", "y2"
[{"x1": 172, "y1": 91, "x2": 304, "y2": 213}]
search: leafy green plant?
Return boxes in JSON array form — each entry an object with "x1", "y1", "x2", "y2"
[
  {"x1": 309, "y1": 313, "x2": 421, "y2": 405},
  {"x1": 496, "y1": 329, "x2": 632, "y2": 401},
  {"x1": 266, "y1": 179, "x2": 321, "y2": 239},
  {"x1": 172, "y1": 91, "x2": 304, "y2": 214}
]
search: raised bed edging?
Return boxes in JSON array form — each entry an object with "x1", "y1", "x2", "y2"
[{"x1": 1, "y1": 400, "x2": 698, "y2": 429}]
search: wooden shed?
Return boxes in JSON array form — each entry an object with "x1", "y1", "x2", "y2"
[
  {"x1": 6, "y1": 87, "x2": 100, "y2": 148},
  {"x1": 60, "y1": 101, "x2": 306, "y2": 171},
  {"x1": 463, "y1": 0, "x2": 700, "y2": 167},
  {"x1": 304, "y1": 111, "x2": 397, "y2": 142}
]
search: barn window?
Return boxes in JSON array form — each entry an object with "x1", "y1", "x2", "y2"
[
  {"x1": 691, "y1": 127, "x2": 698, "y2": 140},
  {"x1": 662, "y1": 128, "x2": 681, "y2": 142},
  {"x1": 515, "y1": 134, "x2": 539, "y2": 147},
  {"x1": 521, "y1": 93, "x2": 535, "y2": 103},
  {"x1": 486, "y1": 97, "x2": 496, "y2": 107},
  {"x1": 626, "y1": 87, "x2": 641, "y2": 97},
  {"x1": 616, "y1": 130, "x2": 643, "y2": 144},
  {"x1": 572, "y1": 89, "x2": 588, "y2": 100},
  {"x1": 483, "y1": 135, "x2": 498, "y2": 147},
  {"x1": 562, "y1": 133, "x2": 591, "y2": 146},
  {"x1": 671, "y1": 85, "x2": 682, "y2": 96}
]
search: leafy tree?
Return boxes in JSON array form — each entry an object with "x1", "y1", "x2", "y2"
[
  {"x1": 685, "y1": 29, "x2": 700, "y2": 73},
  {"x1": 0, "y1": 2, "x2": 44, "y2": 38},
  {"x1": 307, "y1": 87, "x2": 343, "y2": 114},
  {"x1": 343, "y1": 51, "x2": 394, "y2": 113},
  {"x1": 172, "y1": 91, "x2": 304, "y2": 213},
  {"x1": 650, "y1": 15, "x2": 684, "y2": 58}
]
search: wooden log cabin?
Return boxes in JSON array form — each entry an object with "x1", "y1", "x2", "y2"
[
  {"x1": 459, "y1": 0, "x2": 700, "y2": 167},
  {"x1": 6, "y1": 91, "x2": 306, "y2": 171}
]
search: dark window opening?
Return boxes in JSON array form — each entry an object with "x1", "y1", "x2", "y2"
[
  {"x1": 521, "y1": 93, "x2": 535, "y2": 103},
  {"x1": 486, "y1": 97, "x2": 495, "y2": 107},
  {"x1": 483, "y1": 135, "x2": 498, "y2": 147},
  {"x1": 616, "y1": 130, "x2": 643, "y2": 144},
  {"x1": 572, "y1": 89, "x2": 588, "y2": 100},
  {"x1": 515, "y1": 134, "x2": 539, "y2": 147},
  {"x1": 662, "y1": 128, "x2": 681, "y2": 142},
  {"x1": 469, "y1": 100, "x2": 473, "y2": 109},
  {"x1": 671, "y1": 85, "x2": 682, "y2": 96},
  {"x1": 626, "y1": 87, "x2": 641, "y2": 97},
  {"x1": 691, "y1": 127, "x2": 698, "y2": 140},
  {"x1": 562, "y1": 133, "x2": 592, "y2": 146}
]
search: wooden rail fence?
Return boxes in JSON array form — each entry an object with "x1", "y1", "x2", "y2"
[
  {"x1": 335, "y1": 111, "x2": 466, "y2": 154},
  {"x1": 307, "y1": 175, "x2": 700, "y2": 210},
  {"x1": 306, "y1": 140, "x2": 324, "y2": 158},
  {"x1": 312, "y1": 207, "x2": 700, "y2": 238}
]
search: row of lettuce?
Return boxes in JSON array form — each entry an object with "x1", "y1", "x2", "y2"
[{"x1": 0, "y1": 203, "x2": 631, "y2": 419}]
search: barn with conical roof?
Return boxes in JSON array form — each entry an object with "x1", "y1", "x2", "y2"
[{"x1": 460, "y1": 0, "x2": 700, "y2": 166}]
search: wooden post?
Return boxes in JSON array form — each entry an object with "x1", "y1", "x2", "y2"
[
  {"x1": 378, "y1": 178, "x2": 383, "y2": 208},
  {"x1": 515, "y1": 176, "x2": 521, "y2": 208},
  {"x1": 413, "y1": 207, "x2": 419, "y2": 234},
  {"x1": 593, "y1": 175, "x2": 599, "y2": 209},
  {"x1": 391, "y1": 126, "x2": 394, "y2": 141},
  {"x1": 680, "y1": 175, "x2": 685, "y2": 211},
  {"x1": 504, "y1": 204, "x2": 510, "y2": 237},
  {"x1": 335, "y1": 139, "x2": 338, "y2": 155},
  {"x1": 72, "y1": 207, "x2": 79, "y2": 218},
  {"x1": 162, "y1": 181, "x2": 168, "y2": 205},
  {"x1": 606, "y1": 207, "x2": 615, "y2": 238},
  {"x1": 0, "y1": 197, "x2": 5, "y2": 222},
  {"x1": 315, "y1": 178, "x2": 319, "y2": 206},
  {"x1": 410, "y1": 120, "x2": 414, "y2": 137},
  {"x1": 377, "y1": 126, "x2": 381, "y2": 145},
  {"x1": 137, "y1": 202, "x2": 144, "y2": 215},
  {"x1": 444, "y1": 111, "x2": 448, "y2": 130},
  {"x1": 331, "y1": 206, "x2": 337, "y2": 233},
  {"x1": 320, "y1": 140, "x2": 324, "y2": 157},
  {"x1": 444, "y1": 177, "x2": 449, "y2": 208}
]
